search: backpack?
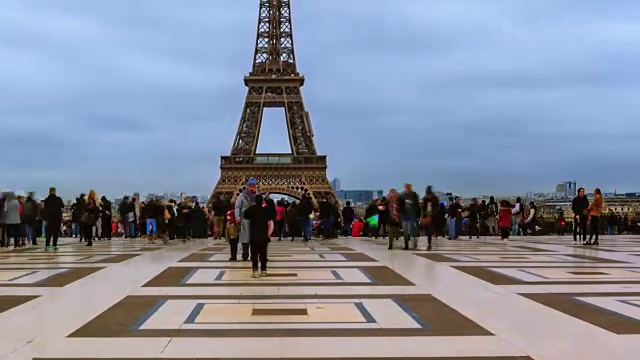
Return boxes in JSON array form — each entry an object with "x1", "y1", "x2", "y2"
[
  {"x1": 23, "y1": 201, "x2": 36, "y2": 216},
  {"x1": 487, "y1": 203, "x2": 497, "y2": 217}
]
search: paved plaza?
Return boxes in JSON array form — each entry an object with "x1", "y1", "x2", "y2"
[{"x1": 1, "y1": 235, "x2": 640, "y2": 359}]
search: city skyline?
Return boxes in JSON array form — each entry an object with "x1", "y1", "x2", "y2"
[
  {"x1": 2, "y1": 0, "x2": 639, "y2": 196},
  {"x1": 5, "y1": 180, "x2": 636, "y2": 203}
]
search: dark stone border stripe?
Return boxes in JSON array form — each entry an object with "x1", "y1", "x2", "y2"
[
  {"x1": 14, "y1": 243, "x2": 163, "y2": 253},
  {"x1": 0, "y1": 267, "x2": 102, "y2": 287},
  {"x1": 453, "y1": 266, "x2": 640, "y2": 285},
  {"x1": 0, "y1": 254, "x2": 138, "y2": 264},
  {"x1": 411, "y1": 245, "x2": 554, "y2": 253},
  {"x1": 142, "y1": 266, "x2": 414, "y2": 287},
  {"x1": 35, "y1": 357, "x2": 534, "y2": 360},
  {"x1": 522, "y1": 292, "x2": 640, "y2": 334},
  {"x1": 417, "y1": 253, "x2": 626, "y2": 264},
  {"x1": 576, "y1": 246, "x2": 640, "y2": 252},
  {"x1": 0, "y1": 295, "x2": 39, "y2": 314},
  {"x1": 179, "y1": 252, "x2": 376, "y2": 263},
  {"x1": 68, "y1": 294, "x2": 492, "y2": 338},
  {"x1": 199, "y1": 245, "x2": 355, "y2": 252}
]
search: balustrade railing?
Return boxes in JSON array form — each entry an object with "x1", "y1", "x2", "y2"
[{"x1": 221, "y1": 155, "x2": 326, "y2": 166}]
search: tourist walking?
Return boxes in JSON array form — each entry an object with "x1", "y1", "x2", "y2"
[
  {"x1": 586, "y1": 188, "x2": 603, "y2": 246},
  {"x1": 243, "y1": 194, "x2": 275, "y2": 278},
  {"x1": 421, "y1": 186, "x2": 439, "y2": 251},
  {"x1": 82, "y1": 191, "x2": 100, "y2": 246},
  {"x1": 2, "y1": 192, "x2": 21, "y2": 248},
  {"x1": 571, "y1": 187, "x2": 589, "y2": 244},
  {"x1": 341, "y1": 201, "x2": 355, "y2": 237},
  {"x1": 486, "y1": 196, "x2": 499, "y2": 236},
  {"x1": 235, "y1": 177, "x2": 258, "y2": 260},
  {"x1": 525, "y1": 201, "x2": 538, "y2": 236},
  {"x1": 447, "y1": 197, "x2": 463, "y2": 240},
  {"x1": 498, "y1": 200, "x2": 512, "y2": 240},
  {"x1": 275, "y1": 200, "x2": 286, "y2": 240},
  {"x1": 211, "y1": 195, "x2": 226, "y2": 239},
  {"x1": 100, "y1": 196, "x2": 113, "y2": 240},
  {"x1": 42, "y1": 187, "x2": 64, "y2": 250},
  {"x1": 397, "y1": 183, "x2": 420, "y2": 250},
  {"x1": 22, "y1": 195, "x2": 38, "y2": 245},
  {"x1": 386, "y1": 189, "x2": 401, "y2": 249},
  {"x1": 225, "y1": 210, "x2": 240, "y2": 261},
  {"x1": 512, "y1": 197, "x2": 524, "y2": 236}
]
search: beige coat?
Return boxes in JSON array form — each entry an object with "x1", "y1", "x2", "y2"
[{"x1": 589, "y1": 195, "x2": 603, "y2": 217}]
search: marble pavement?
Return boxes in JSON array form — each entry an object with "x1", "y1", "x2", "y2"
[{"x1": 1, "y1": 235, "x2": 640, "y2": 359}]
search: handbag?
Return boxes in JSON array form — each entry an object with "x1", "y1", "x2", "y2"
[
  {"x1": 81, "y1": 213, "x2": 95, "y2": 225},
  {"x1": 420, "y1": 216, "x2": 432, "y2": 226}
]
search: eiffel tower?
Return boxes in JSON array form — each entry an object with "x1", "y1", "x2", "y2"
[{"x1": 209, "y1": 0, "x2": 338, "y2": 204}]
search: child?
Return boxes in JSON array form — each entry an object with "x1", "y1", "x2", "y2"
[
  {"x1": 351, "y1": 217, "x2": 365, "y2": 238},
  {"x1": 243, "y1": 194, "x2": 275, "y2": 278},
  {"x1": 557, "y1": 215, "x2": 566, "y2": 236},
  {"x1": 498, "y1": 200, "x2": 512, "y2": 240},
  {"x1": 225, "y1": 210, "x2": 240, "y2": 261}
]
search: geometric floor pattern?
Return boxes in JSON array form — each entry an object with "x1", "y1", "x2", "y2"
[{"x1": 2, "y1": 236, "x2": 640, "y2": 359}]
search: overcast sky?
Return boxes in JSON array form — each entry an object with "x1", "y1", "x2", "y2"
[{"x1": 1, "y1": 0, "x2": 639, "y2": 199}]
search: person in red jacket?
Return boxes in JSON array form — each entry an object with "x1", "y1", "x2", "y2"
[
  {"x1": 498, "y1": 200, "x2": 512, "y2": 240},
  {"x1": 351, "y1": 217, "x2": 365, "y2": 237}
]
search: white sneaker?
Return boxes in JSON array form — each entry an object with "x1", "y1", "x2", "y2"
[
  {"x1": 260, "y1": 271, "x2": 267, "y2": 277},
  {"x1": 252, "y1": 271, "x2": 259, "y2": 278}
]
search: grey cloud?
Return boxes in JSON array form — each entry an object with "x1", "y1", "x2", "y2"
[{"x1": 1, "y1": 0, "x2": 639, "y2": 199}]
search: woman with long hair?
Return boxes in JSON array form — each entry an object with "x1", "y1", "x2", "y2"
[
  {"x1": 586, "y1": 188, "x2": 603, "y2": 245},
  {"x1": 82, "y1": 190, "x2": 100, "y2": 246}
]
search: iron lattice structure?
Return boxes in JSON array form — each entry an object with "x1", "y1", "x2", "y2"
[{"x1": 209, "y1": 0, "x2": 338, "y2": 204}]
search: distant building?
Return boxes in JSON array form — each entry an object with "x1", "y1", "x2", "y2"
[
  {"x1": 335, "y1": 190, "x2": 383, "y2": 205},
  {"x1": 331, "y1": 178, "x2": 341, "y2": 191},
  {"x1": 565, "y1": 181, "x2": 577, "y2": 198},
  {"x1": 541, "y1": 196, "x2": 640, "y2": 219},
  {"x1": 554, "y1": 181, "x2": 577, "y2": 199}
]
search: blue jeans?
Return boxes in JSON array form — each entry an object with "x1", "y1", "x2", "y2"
[
  {"x1": 402, "y1": 219, "x2": 417, "y2": 241},
  {"x1": 298, "y1": 217, "x2": 312, "y2": 240},
  {"x1": 42, "y1": 221, "x2": 47, "y2": 237},
  {"x1": 25, "y1": 223, "x2": 36, "y2": 244},
  {"x1": 512, "y1": 216, "x2": 521, "y2": 236},
  {"x1": 448, "y1": 218, "x2": 457, "y2": 238},
  {"x1": 344, "y1": 221, "x2": 353, "y2": 236},
  {"x1": 72, "y1": 222, "x2": 79, "y2": 238},
  {"x1": 147, "y1": 219, "x2": 157, "y2": 235}
]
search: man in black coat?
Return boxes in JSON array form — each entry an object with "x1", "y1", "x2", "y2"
[
  {"x1": 243, "y1": 194, "x2": 275, "y2": 278},
  {"x1": 100, "y1": 196, "x2": 112, "y2": 240},
  {"x1": 571, "y1": 187, "x2": 589, "y2": 244},
  {"x1": 397, "y1": 183, "x2": 421, "y2": 250},
  {"x1": 43, "y1": 187, "x2": 65, "y2": 250}
]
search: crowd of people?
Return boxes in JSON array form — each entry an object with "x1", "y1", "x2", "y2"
[
  {"x1": 0, "y1": 187, "x2": 213, "y2": 249},
  {"x1": 0, "y1": 182, "x2": 634, "y2": 257}
]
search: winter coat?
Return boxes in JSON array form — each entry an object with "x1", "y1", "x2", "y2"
[
  {"x1": 235, "y1": 190, "x2": 256, "y2": 244},
  {"x1": 3, "y1": 193, "x2": 21, "y2": 225},
  {"x1": 498, "y1": 207, "x2": 512, "y2": 228}
]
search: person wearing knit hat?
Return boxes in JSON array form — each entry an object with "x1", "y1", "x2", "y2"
[{"x1": 234, "y1": 177, "x2": 258, "y2": 261}]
